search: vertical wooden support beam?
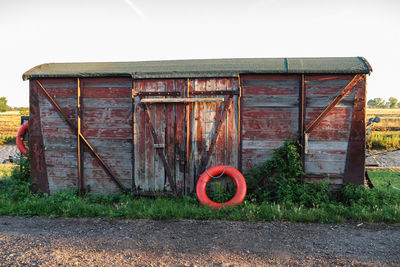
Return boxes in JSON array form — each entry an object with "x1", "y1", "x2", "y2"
[
  {"x1": 29, "y1": 80, "x2": 49, "y2": 194},
  {"x1": 343, "y1": 74, "x2": 366, "y2": 185},
  {"x1": 131, "y1": 79, "x2": 136, "y2": 192},
  {"x1": 238, "y1": 74, "x2": 243, "y2": 172},
  {"x1": 77, "y1": 78, "x2": 85, "y2": 195},
  {"x1": 185, "y1": 78, "x2": 191, "y2": 194},
  {"x1": 299, "y1": 74, "x2": 306, "y2": 172}
]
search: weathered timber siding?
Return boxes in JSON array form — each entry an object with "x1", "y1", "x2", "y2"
[
  {"x1": 81, "y1": 77, "x2": 132, "y2": 193},
  {"x1": 37, "y1": 78, "x2": 78, "y2": 193},
  {"x1": 188, "y1": 78, "x2": 239, "y2": 193},
  {"x1": 241, "y1": 75, "x2": 299, "y2": 172},
  {"x1": 31, "y1": 73, "x2": 366, "y2": 194},
  {"x1": 134, "y1": 79, "x2": 187, "y2": 194},
  {"x1": 304, "y1": 75, "x2": 356, "y2": 184}
]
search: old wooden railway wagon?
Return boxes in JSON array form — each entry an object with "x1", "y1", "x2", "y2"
[{"x1": 23, "y1": 57, "x2": 372, "y2": 195}]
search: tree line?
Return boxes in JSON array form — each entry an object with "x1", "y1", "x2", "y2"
[
  {"x1": 367, "y1": 97, "x2": 400, "y2": 109},
  {"x1": 0, "y1": 97, "x2": 29, "y2": 115}
]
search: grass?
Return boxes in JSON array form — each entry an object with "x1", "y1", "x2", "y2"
[
  {"x1": 367, "y1": 108, "x2": 400, "y2": 150},
  {"x1": 0, "y1": 150, "x2": 400, "y2": 223},
  {"x1": 0, "y1": 111, "x2": 21, "y2": 145}
]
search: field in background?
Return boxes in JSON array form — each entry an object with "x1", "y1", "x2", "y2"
[
  {"x1": 366, "y1": 109, "x2": 400, "y2": 150},
  {"x1": 0, "y1": 111, "x2": 21, "y2": 145}
]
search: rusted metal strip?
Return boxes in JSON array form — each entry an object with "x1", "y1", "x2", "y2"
[
  {"x1": 36, "y1": 80, "x2": 128, "y2": 192},
  {"x1": 135, "y1": 91, "x2": 180, "y2": 96},
  {"x1": 198, "y1": 96, "x2": 233, "y2": 175},
  {"x1": 77, "y1": 78, "x2": 85, "y2": 195},
  {"x1": 185, "y1": 78, "x2": 192, "y2": 194},
  {"x1": 238, "y1": 74, "x2": 243, "y2": 172},
  {"x1": 142, "y1": 104, "x2": 177, "y2": 193},
  {"x1": 343, "y1": 75, "x2": 366, "y2": 185},
  {"x1": 131, "y1": 79, "x2": 136, "y2": 192},
  {"x1": 190, "y1": 90, "x2": 240, "y2": 95},
  {"x1": 299, "y1": 74, "x2": 306, "y2": 172},
  {"x1": 140, "y1": 98, "x2": 224, "y2": 103},
  {"x1": 305, "y1": 74, "x2": 362, "y2": 134}
]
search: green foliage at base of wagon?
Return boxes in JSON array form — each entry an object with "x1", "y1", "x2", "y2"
[{"x1": 1, "y1": 145, "x2": 400, "y2": 223}]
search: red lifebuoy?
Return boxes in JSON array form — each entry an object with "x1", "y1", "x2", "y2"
[
  {"x1": 196, "y1": 165, "x2": 247, "y2": 209},
  {"x1": 16, "y1": 121, "x2": 28, "y2": 155}
]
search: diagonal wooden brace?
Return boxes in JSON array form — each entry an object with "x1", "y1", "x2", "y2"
[
  {"x1": 197, "y1": 96, "x2": 233, "y2": 176},
  {"x1": 305, "y1": 74, "x2": 362, "y2": 134},
  {"x1": 142, "y1": 103, "x2": 177, "y2": 193},
  {"x1": 36, "y1": 80, "x2": 129, "y2": 192}
]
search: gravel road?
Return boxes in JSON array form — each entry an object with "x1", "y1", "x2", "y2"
[{"x1": 0, "y1": 217, "x2": 399, "y2": 266}]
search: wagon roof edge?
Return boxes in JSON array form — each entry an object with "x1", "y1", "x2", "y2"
[{"x1": 22, "y1": 57, "x2": 372, "y2": 80}]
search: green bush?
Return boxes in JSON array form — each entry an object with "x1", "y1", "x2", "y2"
[{"x1": 11, "y1": 153, "x2": 30, "y2": 182}]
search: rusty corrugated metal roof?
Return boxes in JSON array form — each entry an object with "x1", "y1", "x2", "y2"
[{"x1": 23, "y1": 57, "x2": 372, "y2": 80}]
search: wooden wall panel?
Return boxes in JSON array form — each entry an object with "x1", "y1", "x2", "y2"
[
  {"x1": 134, "y1": 79, "x2": 186, "y2": 194},
  {"x1": 304, "y1": 75, "x2": 356, "y2": 181},
  {"x1": 81, "y1": 77, "x2": 132, "y2": 193},
  {"x1": 188, "y1": 78, "x2": 239, "y2": 193},
  {"x1": 38, "y1": 79, "x2": 77, "y2": 194},
  {"x1": 241, "y1": 75, "x2": 299, "y2": 172}
]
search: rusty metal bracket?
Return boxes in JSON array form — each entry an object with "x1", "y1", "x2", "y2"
[
  {"x1": 305, "y1": 74, "x2": 362, "y2": 134},
  {"x1": 135, "y1": 91, "x2": 180, "y2": 96},
  {"x1": 36, "y1": 80, "x2": 129, "y2": 192},
  {"x1": 197, "y1": 96, "x2": 233, "y2": 176},
  {"x1": 190, "y1": 90, "x2": 240, "y2": 96},
  {"x1": 142, "y1": 103, "x2": 177, "y2": 193}
]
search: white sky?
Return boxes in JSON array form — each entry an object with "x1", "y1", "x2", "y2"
[{"x1": 0, "y1": 0, "x2": 399, "y2": 107}]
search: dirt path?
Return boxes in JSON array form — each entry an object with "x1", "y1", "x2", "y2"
[
  {"x1": 0, "y1": 145, "x2": 18, "y2": 164},
  {"x1": 366, "y1": 150, "x2": 400, "y2": 167},
  {"x1": 0, "y1": 217, "x2": 399, "y2": 266}
]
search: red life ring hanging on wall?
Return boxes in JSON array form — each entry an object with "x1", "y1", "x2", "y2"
[
  {"x1": 16, "y1": 121, "x2": 28, "y2": 155},
  {"x1": 196, "y1": 165, "x2": 247, "y2": 209}
]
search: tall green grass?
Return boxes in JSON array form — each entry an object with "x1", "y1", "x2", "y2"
[
  {"x1": 1, "y1": 143, "x2": 400, "y2": 223},
  {"x1": 367, "y1": 131, "x2": 400, "y2": 150}
]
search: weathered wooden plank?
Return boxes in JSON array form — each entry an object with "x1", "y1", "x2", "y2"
[
  {"x1": 243, "y1": 95, "x2": 298, "y2": 108},
  {"x1": 305, "y1": 160, "x2": 345, "y2": 175},
  {"x1": 305, "y1": 75, "x2": 354, "y2": 97},
  {"x1": 242, "y1": 140, "x2": 285, "y2": 149},
  {"x1": 306, "y1": 141, "x2": 348, "y2": 151},
  {"x1": 154, "y1": 84, "x2": 166, "y2": 191},
  {"x1": 307, "y1": 129, "x2": 350, "y2": 141},
  {"x1": 83, "y1": 98, "x2": 131, "y2": 108},
  {"x1": 83, "y1": 168, "x2": 132, "y2": 179},
  {"x1": 134, "y1": 96, "x2": 146, "y2": 192},
  {"x1": 83, "y1": 87, "x2": 131, "y2": 98},
  {"x1": 174, "y1": 82, "x2": 186, "y2": 193},
  {"x1": 306, "y1": 94, "x2": 355, "y2": 108},
  {"x1": 242, "y1": 107, "x2": 298, "y2": 119},
  {"x1": 305, "y1": 153, "x2": 346, "y2": 162},
  {"x1": 304, "y1": 177, "x2": 343, "y2": 185},
  {"x1": 242, "y1": 118, "x2": 298, "y2": 131},
  {"x1": 242, "y1": 129, "x2": 297, "y2": 140},
  {"x1": 242, "y1": 77, "x2": 299, "y2": 96},
  {"x1": 39, "y1": 97, "x2": 77, "y2": 110},
  {"x1": 242, "y1": 149, "x2": 274, "y2": 173},
  {"x1": 48, "y1": 176, "x2": 77, "y2": 194},
  {"x1": 82, "y1": 128, "x2": 132, "y2": 139},
  {"x1": 42, "y1": 127, "x2": 76, "y2": 139}
]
